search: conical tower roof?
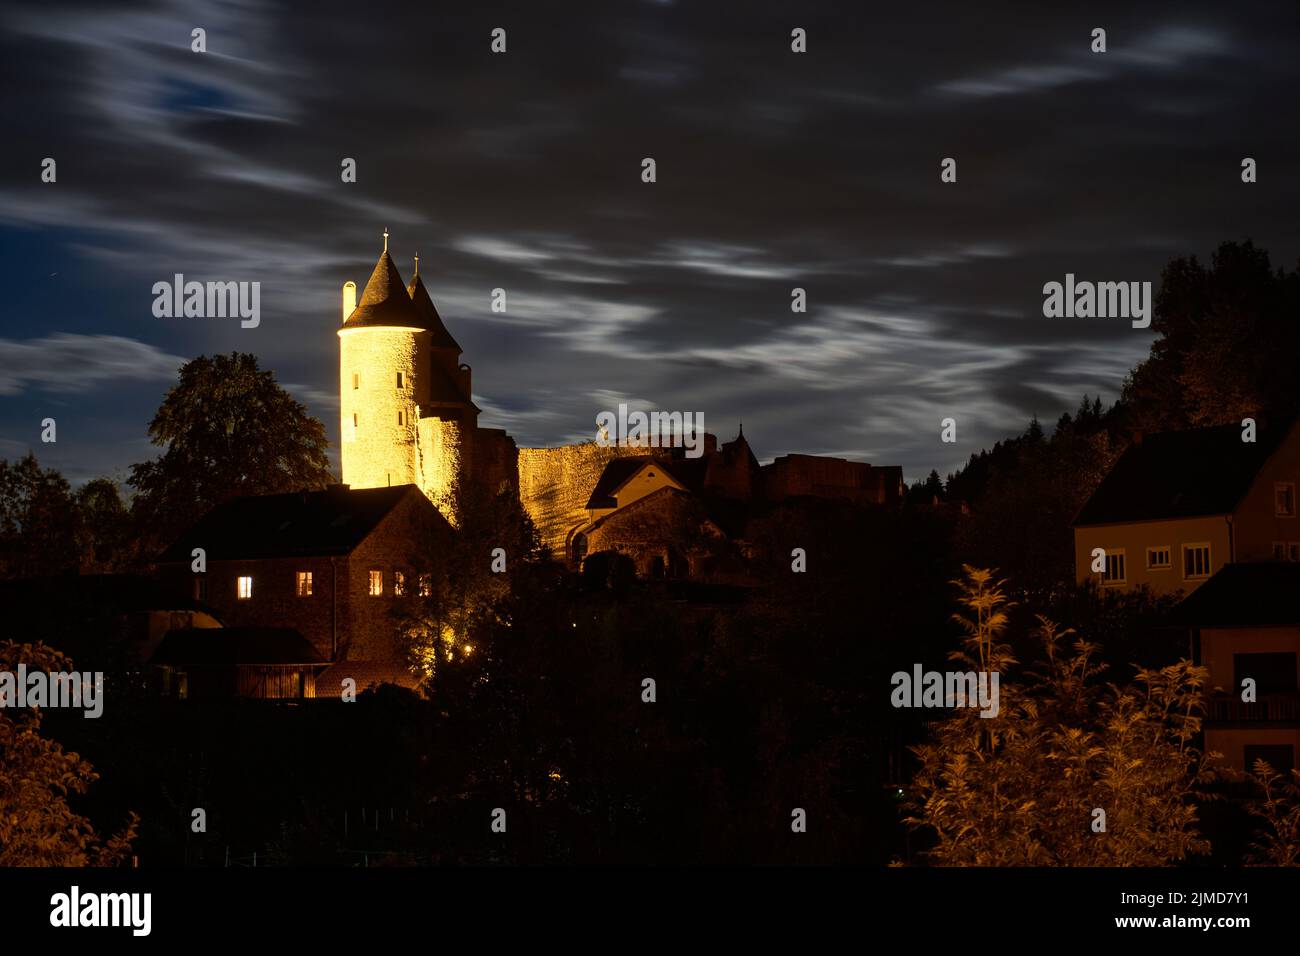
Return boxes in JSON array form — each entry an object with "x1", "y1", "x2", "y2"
[
  {"x1": 407, "y1": 270, "x2": 462, "y2": 352},
  {"x1": 343, "y1": 250, "x2": 424, "y2": 329}
]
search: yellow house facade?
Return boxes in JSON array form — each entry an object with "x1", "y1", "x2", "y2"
[{"x1": 1073, "y1": 419, "x2": 1300, "y2": 596}]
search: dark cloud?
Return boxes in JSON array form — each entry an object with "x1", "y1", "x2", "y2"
[{"x1": 1, "y1": 0, "x2": 1297, "y2": 484}]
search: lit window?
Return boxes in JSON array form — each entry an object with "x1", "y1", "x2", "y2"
[
  {"x1": 396, "y1": 372, "x2": 404, "y2": 388},
  {"x1": 352, "y1": 373, "x2": 359, "y2": 390},
  {"x1": 237, "y1": 575, "x2": 253, "y2": 599},
  {"x1": 1277, "y1": 483, "x2": 1296, "y2": 517},
  {"x1": 394, "y1": 570, "x2": 407, "y2": 596},
  {"x1": 1146, "y1": 546, "x2": 1171, "y2": 570},
  {"x1": 1183, "y1": 543, "x2": 1212, "y2": 579},
  {"x1": 296, "y1": 571, "x2": 313, "y2": 596},
  {"x1": 418, "y1": 573, "x2": 432, "y2": 597},
  {"x1": 1100, "y1": 549, "x2": 1125, "y2": 585},
  {"x1": 368, "y1": 570, "x2": 383, "y2": 596}
]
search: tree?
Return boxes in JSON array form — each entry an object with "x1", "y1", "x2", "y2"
[
  {"x1": 74, "y1": 477, "x2": 133, "y2": 572},
  {"x1": 0, "y1": 641, "x2": 138, "y2": 865},
  {"x1": 1241, "y1": 762, "x2": 1300, "y2": 866},
  {"x1": 396, "y1": 474, "x2": 548, "y2": 678},
  {"x1": 128, "y1": 353, "x2": 334, "y2": 551},
  {"x1": 0, "y1": 454, "x2": 79, "y2": 578},
  {"x1": 903, "y1": 566, "x2": 1216, "y2": 865},
  {"x1": 1122, "y1": 240, "x2": 1300, "y2": 432}
]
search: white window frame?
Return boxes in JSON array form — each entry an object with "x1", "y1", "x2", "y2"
[
  {"x1": 1101, "y1": 548, "x2": 1127, "y2": 586},
  {"x1": 368, "y1": 569, "x2": 384, "y2": 597},
  {"x1": 1146, "y1": 545, "x2": 1172, "y2": 571},
  {"x1": 1182, "y1": 542, "x2": 1212, "y2": 580},
  {"x1": 237, "y1": 575, "x2": 253, "y2": 600}
]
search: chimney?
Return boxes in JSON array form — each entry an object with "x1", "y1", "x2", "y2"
[{"x1": 342, "y1": 281, "x2": 357, "y2": 323}]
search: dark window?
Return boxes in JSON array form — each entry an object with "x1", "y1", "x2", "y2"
[
  {"x1": 1244, "y1": 744, "x2": 1295, "y2": 775},
  {"x1": 1233, "y1": 653, "x2": 1298, "y2": 695}
]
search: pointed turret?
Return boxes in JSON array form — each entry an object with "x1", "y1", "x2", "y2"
[
  {"x1": 343, "y1": 248, "x2": 424, "y2": 329},
  {"x1": 406, "y1": 259, "x2": 462, "y2": 352}
]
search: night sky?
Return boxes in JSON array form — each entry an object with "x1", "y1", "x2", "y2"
[{"x1": 2, "y1": 0, "x2": 1298, "y2": 485}]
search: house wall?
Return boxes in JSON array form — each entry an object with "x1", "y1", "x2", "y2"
[
  {"x1": 344, "y1": 488, "x2": 450, "y2": 662},
  {"x1": 1201, "y1": 625, "x2": 1300, "y2": 772},
  {"x1": 155, "y1": 489, "x2": 446, "y2": 664},
  {"x1": 1232, "y1": 421, "x2": 1300, "y2": 561},
  {"x1": 1206, "y1": 727, "x2": 1300, "y2": 773},
  {"x1": 1073, "y1": 515, "x2": 1230, "y2": 596},
  {"x1": 611, "y1": 465, "x2": 685, "y2": 510},
  {"x1": 158, "y1": 555, "x2": 343, "y2": 661},
  {"x1": 1200, "y1": 626, "x2": 1300, "y2": 692}
]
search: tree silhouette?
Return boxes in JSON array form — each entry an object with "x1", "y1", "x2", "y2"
[{"x1": 128, "y1": 353, "x2": 333, "y2": 552}]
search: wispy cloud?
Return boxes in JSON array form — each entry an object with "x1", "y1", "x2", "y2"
[{"x1": 0, "y1": 333, "x2": 185, "y2": 396}]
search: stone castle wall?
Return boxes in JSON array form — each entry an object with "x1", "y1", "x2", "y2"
[{"x1": 516, "y1": 442, "x2": 643, "y2": 555}]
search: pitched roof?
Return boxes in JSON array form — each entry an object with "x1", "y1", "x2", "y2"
[
  {"x1": 584, "y1": 456, "x2": 708, "y2": 509},
  {"x1": 343, "y1": 250, "x2": 425, "y2": 329},
  {"x1": 407, "y1": 272, "x2": 462, "y2": 352},
  {"x1": 152, "y1": 627, "x2": 326, "y2": 666},
  {"x1": 1073, "y1": 421, "x2": 1293, "y2": 526},
  {"x1": 158, "y1": 485, "x2": 428, "y2": 562},
  {"x1": 1168, "y1": 562, "x2": 1300, "y2": 627}
]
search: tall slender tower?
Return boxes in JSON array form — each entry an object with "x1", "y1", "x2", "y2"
[{"x1": 338, "y1": 233, "x2": 479, "y2": 521}]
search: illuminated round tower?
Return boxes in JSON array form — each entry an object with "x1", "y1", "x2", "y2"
[{"x1": 339, "y1": 233, "x2": 478, "y2": 523}]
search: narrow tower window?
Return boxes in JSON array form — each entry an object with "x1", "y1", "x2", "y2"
[
  {"x1": 396, "y1": 371, "x2": 404, "y2": 388},
  {"x1": 352, "y1": 373, "x2": 359, "y2": 390},
  {"x1": 397, "y1": 411, "x2": 405, "y2": 426}
]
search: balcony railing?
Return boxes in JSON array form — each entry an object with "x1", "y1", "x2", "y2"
[{"x1": 1205, "y1": 693, "x2": 1300, "y2": 722}]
